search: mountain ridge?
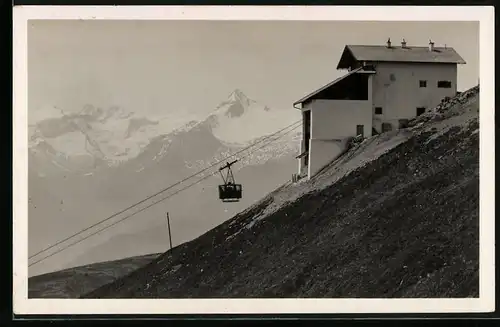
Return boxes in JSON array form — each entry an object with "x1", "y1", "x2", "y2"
[{"x1": 29, "y1": 89, "x2": 300, "y2": 176}]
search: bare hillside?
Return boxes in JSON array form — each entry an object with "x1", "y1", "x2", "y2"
[
  {"x1": 82, "y1": 86, "x2": 480, "y2": 298},
  {"x1": 28, "y1": 253, "x2": 160, "y2": 298}
]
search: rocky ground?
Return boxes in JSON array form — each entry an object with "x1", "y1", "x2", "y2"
[{"x1": 80, "y1": 86, "x2": 480, "y2": 298}]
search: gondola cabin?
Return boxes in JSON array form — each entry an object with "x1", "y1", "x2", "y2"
[
  {"x1": 218, "y1": 183, "x2": 242, "y2": 202},
  {"x1": 218, "y1": 160, "x2": 242, "y2": 202}
]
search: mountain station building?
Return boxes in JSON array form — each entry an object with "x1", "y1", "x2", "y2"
[{"x1": 294, "y1": 39, "x2": 466, "y2": 179}]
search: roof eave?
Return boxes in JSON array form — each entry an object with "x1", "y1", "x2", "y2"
[
  {"x1": 352, "y1": 59, "x2": 466, "y2": 65},
  {"x1": 336, "y1": 62, "x2": 352, "y2": 70},
  {"x1": 336, "y1": 45, "x2": 357, "y2": 70},
  {"x1": 450, "y1": 49, "x2": 467, "y2": 64},
  {"x1": 293, "y1": 66, "x2": 367, "y2": 106}
]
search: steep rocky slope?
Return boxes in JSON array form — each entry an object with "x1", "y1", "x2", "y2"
[{"x1": 83, "y1": 86, "x2": 480, "y2": 298}]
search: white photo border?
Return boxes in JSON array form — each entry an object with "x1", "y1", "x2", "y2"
[{"x1": 12, "y1": 5, "x2": 495, "y2": 315}]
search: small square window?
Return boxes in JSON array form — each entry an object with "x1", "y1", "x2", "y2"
[
  {"x1": 375, "y1": 107, "x2": 383, "y2": 115},
  {"x1": 416, "y1": 107, "x2": 426, "y2": 116},
  {"x1": 419, "y1": 80, "x2": 427, "y2": 87},
  {"x1": 437, "y1": 80, "x2": 452, "y2": 88}
]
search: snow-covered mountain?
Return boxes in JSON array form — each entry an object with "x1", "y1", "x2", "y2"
[
  {"x1": 28, "y1": 104, "x2": 196, "y2": 175},
  {"x1": 29, "y1": 90, "x2": 301, "y2": 177},
  {"x1": 204, "y1": 89, "x2": 297, "y2": 147}
]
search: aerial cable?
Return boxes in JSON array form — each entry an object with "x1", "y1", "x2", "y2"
[
  {"x1": 29, "y1": 122, "x2": 301, "y2": 267},
  {"x1": 29, "y1": 120, "x2": 301, "y2": 264}
]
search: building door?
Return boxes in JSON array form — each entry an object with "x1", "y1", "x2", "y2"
[
  {"x1": 304, "y1": 110, "x2": 311, "y2": 166},
  {"x1": 356, "y1": 124, "x2": 364, "y2": 137}
]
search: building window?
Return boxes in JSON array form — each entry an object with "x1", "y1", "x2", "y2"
[
  {"x1": 437, "y1": 80, "x2": 452, "y2": 88},
  {"x1": 356, "y1": 125, "x2": 364, "y2": 137},
  {"x1": 399, "y1": 119, "x2": 409, "y2": 128},
  {"x1": 382, "y1": 123, "x2": 392, "y2": 132},
  {"x1": 419, "y1": 80, "x2": 427, "y2": 87},
  {"x1": 416, "y1": 107, "x2": 426, "y2": 116},
  {"x1": 375, "y1": 107, "x2": 383, "y2": 115}
]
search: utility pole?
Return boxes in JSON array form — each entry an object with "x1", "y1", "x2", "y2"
[{"x1": 166, "y1": 212, "x2": 173, "y2": 250}]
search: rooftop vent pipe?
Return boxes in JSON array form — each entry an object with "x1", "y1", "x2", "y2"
[{"x1": 429, "y1": 39, "x2": 435, "y2": 51}]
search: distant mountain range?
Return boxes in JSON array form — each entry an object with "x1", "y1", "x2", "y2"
[
  {"x1": 28, "y1": 89, "x2": 300, "y2": 177},
  {"x1": 28, "y1": 90, "x2": 302, "y2": 277}
]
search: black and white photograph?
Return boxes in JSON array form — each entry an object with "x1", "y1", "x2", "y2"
[{"x1": 13, "y1": 5, "x2": 494, "y2": 315}]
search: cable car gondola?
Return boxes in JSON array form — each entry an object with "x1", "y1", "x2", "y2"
[{"x1": 218, "y1": 160, "x2": 242, "y2": 202}]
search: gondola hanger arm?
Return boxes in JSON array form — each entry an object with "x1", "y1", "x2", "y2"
[{"x1": 219, "y1": 159, "x2": 239, "y2": 171}]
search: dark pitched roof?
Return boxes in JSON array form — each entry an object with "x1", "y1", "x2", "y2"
[
  {"x1": 337, "y1": 45, "x2": 466, "y2": 69},
  {"x1": 293, "y1": 66, "x2": 375, "y2": 107}
]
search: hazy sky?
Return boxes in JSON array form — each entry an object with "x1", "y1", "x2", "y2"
[{"x1": 28, "y1": 20, "x2": 479, "y2": 122}]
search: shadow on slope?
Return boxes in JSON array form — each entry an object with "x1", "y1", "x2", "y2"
[{"x1": 83, "y1": 87, "x2": 480, "y2": 299}]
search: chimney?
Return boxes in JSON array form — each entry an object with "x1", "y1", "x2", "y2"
[
  {"x1": 401, "y1": 38, "x2": 407, "y2": 48},
  {"x1": 429, "y1": 39, "x2": 435, "y2": 51},
  {"x1": 386, "y1": 38, "x2": 391, "y2": 48}
]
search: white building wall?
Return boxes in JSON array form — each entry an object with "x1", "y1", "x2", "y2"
[
  {"x1": 308, "y1": 99, "x2": 372, "y2": 178},
  {"x1": 371, "y1": 62, "x2": 457, "y2": 131},
  {"x1": 308, "y1": 139, "x2": 348, "y2": 178},
  {"x1": 297, "y1": 103, "x2": 312, "y2": 177},
  {"x1": 298, "y1": 138, "x2": 305, "y2": 176}
]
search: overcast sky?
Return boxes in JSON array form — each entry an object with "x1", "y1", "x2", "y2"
[{"x1": 28, "y1": 20, "x2": 479, "y2": 122}]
